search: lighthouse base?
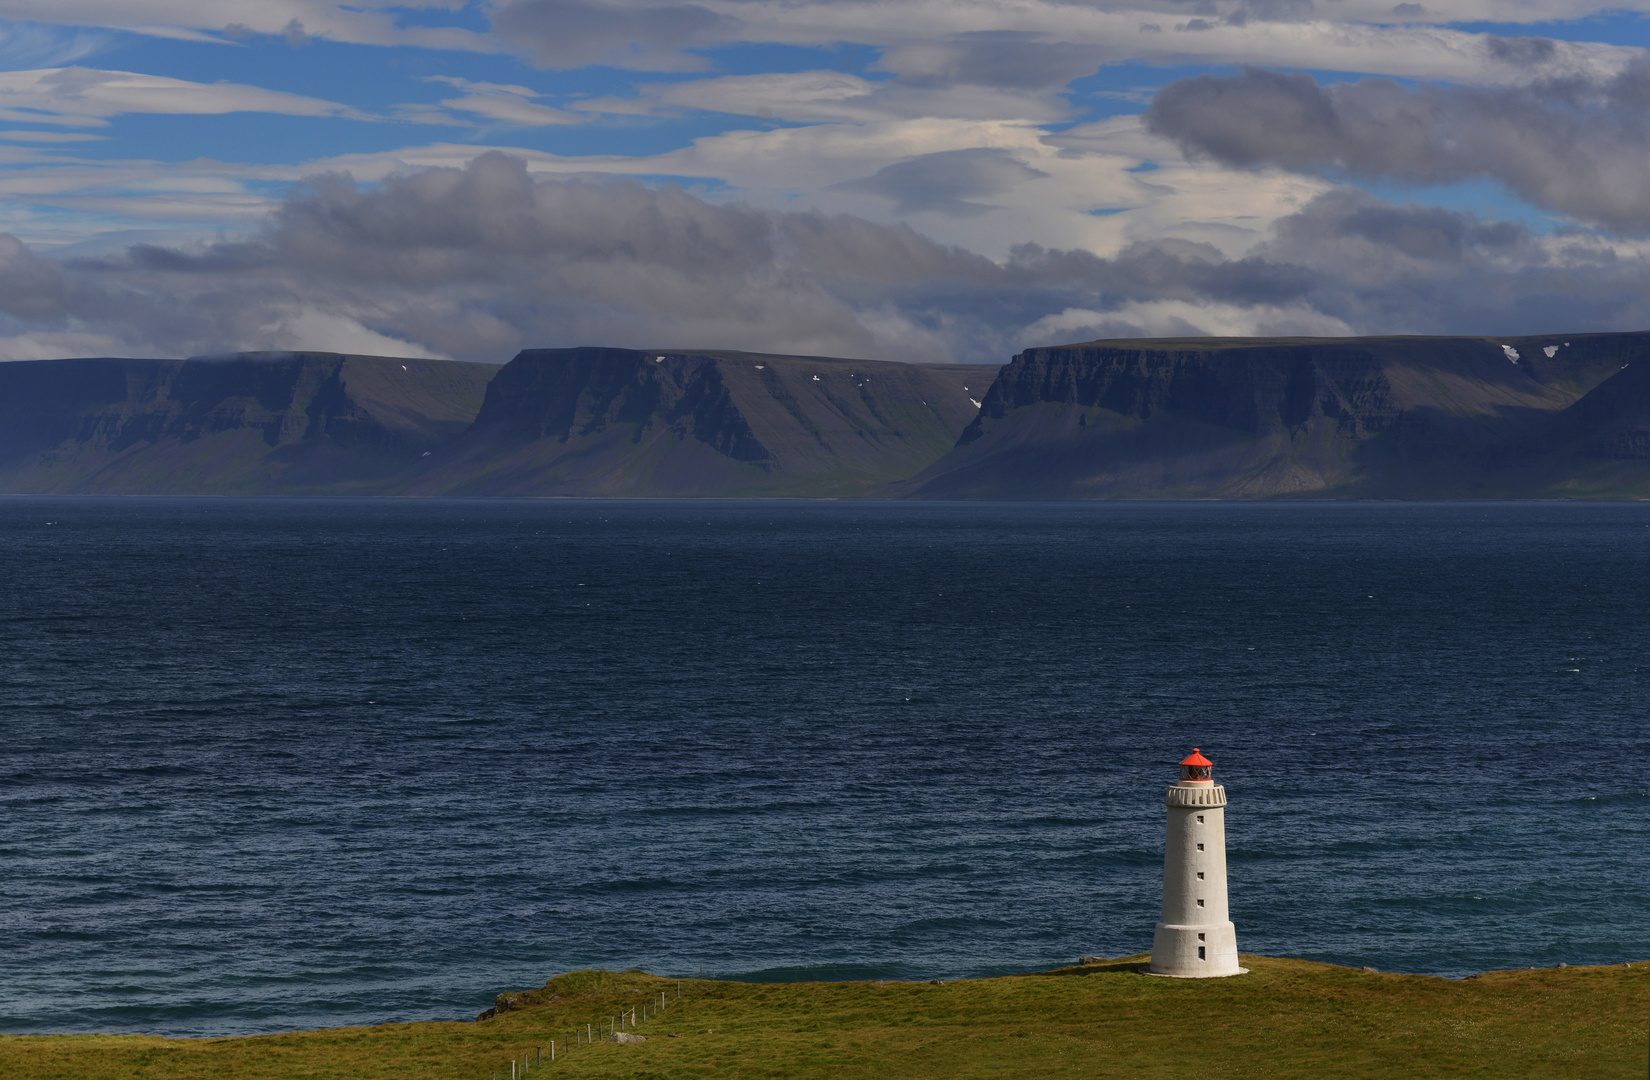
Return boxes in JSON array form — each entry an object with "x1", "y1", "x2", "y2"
[{"x1": 1148, "y1": 921, "x2": 1246, "y2": 978}]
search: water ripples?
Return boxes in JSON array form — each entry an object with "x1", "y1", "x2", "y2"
[{"x1": 0, "y1": 498, "x2": 1646, "y2": 1035}]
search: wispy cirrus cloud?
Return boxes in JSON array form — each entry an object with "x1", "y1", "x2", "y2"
[
  {"x1": 575, "y1": 69, "x2": 1072, "y2": 124},
  {"x1": 1, "y1": 0, "x2": 1640, "y2": 84},
  {"x1": 0, "y1": 1, "x2": 498, "y2": 51},
  {"x1": 416, "y1": 75, "x2": 583, "y2": 126},
  {"x1": 0, "y1": 66, "x2": 363, "y2": 129}
]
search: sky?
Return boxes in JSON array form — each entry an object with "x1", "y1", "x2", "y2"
[{"x1": 3, "y1": 1, "x2": 1650, "y2": 363}]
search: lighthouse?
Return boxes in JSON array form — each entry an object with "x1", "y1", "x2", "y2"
[{"x1": 1148, "y1": 748, "x2": 1246, "y2": 978}]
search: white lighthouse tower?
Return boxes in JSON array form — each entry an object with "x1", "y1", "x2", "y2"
[{"x1": 1148, "y1": 749, "x2": 1246, "y2": 978}]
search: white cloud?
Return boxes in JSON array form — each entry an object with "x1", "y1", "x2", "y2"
[
  {"x1": 1017, "y1": 300, "x2": 1356, "y2": 345},
  {"x1": 0, "y1": 129, "x2": 105, "y2": 142},
  {"x1": 439, "y1": 93, "x2": 582, "y2": 125},
  {"x1": 0, "y1": 22, "x2": 110, "y2": 67},
  {"x1": 0, "y1": 67, "x2": 363, "y2": 128},
  {"x1": 0, "y1": 0, "x2": 1640, "y2": 85},
  {"x1": 496, "y1": 0, "x2": 1646, "y2": 84},
  {"x1": 0, "y1": 328, "x2": 140, "y2": 361},
  {"x1": 0, "y1": 109, "x2": 1330, "y2": 264},
  {"x1": 0, "y1": 1, "x2": 499, "y2": 52},
  {"x1": 420, "y1": 78, "x2": 585, "y2": 126},
  {"x1": 263, "y1": 309, "x2": 450, "y2": 359},
  {"x1": 7, "y1": 153, "x2": 1650, "y2": 369}
]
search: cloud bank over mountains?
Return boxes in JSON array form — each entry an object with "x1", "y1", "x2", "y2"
[
  {"x1": 4, "y1": 152, "x2": 1650, "y2": 364},
  {"x1": 1, "y1": 0, "x2": 1649, "y2": 360}
]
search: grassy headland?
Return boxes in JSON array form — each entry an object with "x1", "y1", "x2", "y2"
[{"x1": 3, "y1": 956, "x2": 1646, "y2": 1080}]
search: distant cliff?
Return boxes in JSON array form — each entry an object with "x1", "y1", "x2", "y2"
[
  {"x1": 903, "y1": 334, "x2": 1650, "y2": 498},
  {"x1": 400, "y1": 347, "x2": 984, "y2": 497},
  {"x1": 0, "y1": 353, "x2": 498, "y2": 494},
  {"x1": 7, "y1": 334, "x2": 1650, "y2": 498}
]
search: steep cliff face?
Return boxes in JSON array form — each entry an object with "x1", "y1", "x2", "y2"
[
  {"x1": 405, "y1": 347, "x2": 986, "y2": 496},
  {"x1": 906, "y1": 334, "x2": 1650, "y2": 498},
  {"x1": 0, "y1": 353, "x2": 498, "y2": 494},
  {"x1": 1570, "y1": 360, "x2": 1650, "y2": 459}
]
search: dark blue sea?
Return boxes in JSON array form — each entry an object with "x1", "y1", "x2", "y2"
[{"x1": 1, "y1": 498, "x2": 1646, "y2": 1036}]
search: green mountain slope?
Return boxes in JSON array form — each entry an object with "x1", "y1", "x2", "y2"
[
  {"x1": 401, "y1": 348, "x2": 987, "y2": 497},
  {"x1": 904, "y1": 333, "x2": 1650, "y2": 498},
  {"x1": 0, "y1": 353, "x2": 499, "y2": 494}
]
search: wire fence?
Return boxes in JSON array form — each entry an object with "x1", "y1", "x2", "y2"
[{"x1": 488, "y1": 980, "x2": 686, "y2": 1080}]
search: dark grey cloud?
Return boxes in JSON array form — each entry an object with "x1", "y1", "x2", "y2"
[
  {"x1": 835, "y1": 149, "x2": 1051, "y2": 217},
  {"x1": 1145, "y1": 61, "x2": 1650, "y2": 233},
  {"x1": 1484, "y1": 34, "x2": 1557, "y2": 66},
  {"x1": 11, "y1": 153, "x2": 1650, "y2": 364},
  {"x1": 489, "y1": 0, "x2": 733, "y2": 68},
  {"x1": 0, "y1": 235, "x2": 71, "y2": 318}
]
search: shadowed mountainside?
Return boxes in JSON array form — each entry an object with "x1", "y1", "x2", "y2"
[
  {"x1": 398, "y1": 347, "x2": 986, "y2": 497},
  {"x1": 0, "y1": 353, "x2": 499, "y2": 494},
  {"x1": 8, "y1": 335, "x2": 1650, "y2": 498},
  {"x1": 903, "y1": 333, "x2": 1650, "y2": 498}
]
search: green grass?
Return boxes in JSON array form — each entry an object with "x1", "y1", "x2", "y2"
[{"x1": 3, "y1": 956, "x2": 1647, "y2": 1079}]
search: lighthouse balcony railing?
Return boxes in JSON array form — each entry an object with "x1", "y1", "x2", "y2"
[{"x1": 1164, "y1": 785, "x2": 1227, "y2": 807}]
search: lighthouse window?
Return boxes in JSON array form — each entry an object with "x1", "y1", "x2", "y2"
[
  {"x1": 1196, "y1": 872, "x2": 1204, "y2": 879},
  {"x1": 1198, "y1": 947, "x2": 1206, "y2": 960},
  {"x1": 1196, "y1": 815, "x2": 1205, "y2": 823},
  {"x1": 1196, "y1": 844, "x2": 1204, "y2": 851},
  {"x1": 1197, "y1": 899, "x2": 1205, "y2": 907},
  {"x1": 1198, "y1": 933, "x2": 1206, "y2": 941}
]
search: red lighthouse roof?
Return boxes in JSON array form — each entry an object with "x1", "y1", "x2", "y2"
[{"x1": 1179, "y1": 748, "x2": 1212, "y2": 767}]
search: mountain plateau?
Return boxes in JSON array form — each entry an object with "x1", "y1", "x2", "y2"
[
  {"x1": 903, "y1": 333, "x2": 1650, "y2": 499},
  {"x1": 4, "y1": 334, "x2": 1650, "y2": 498}
]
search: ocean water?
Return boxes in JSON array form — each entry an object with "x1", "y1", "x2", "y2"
[{"x1": 0, "y1": 498, "x2": 1646, "y2": 1037}]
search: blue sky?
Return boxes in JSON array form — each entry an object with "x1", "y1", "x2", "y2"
[{"x1": 1, "y1": 0, "x2": 1649, "y2": 362}]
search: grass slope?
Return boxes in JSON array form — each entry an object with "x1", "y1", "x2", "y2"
[{"x1": 4, "y1": 957, "x2": 1646, "y2": 1080}]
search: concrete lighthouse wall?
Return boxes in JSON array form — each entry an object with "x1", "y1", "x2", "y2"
[{"x1": 1149, "y1": 781, "x2": 1246, "y2": 977}]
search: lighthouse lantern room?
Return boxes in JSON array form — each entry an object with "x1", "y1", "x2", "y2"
[{"x1": 1147, "y1": 748, "x2": 1247, "y2": 978}]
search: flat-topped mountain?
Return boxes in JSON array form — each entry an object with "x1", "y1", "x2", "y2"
[
  {"x1": 6, "y1": 334, "x2": 1650, "y2": 498},
  {"x1": 904, "y1": 333, "x2": 1650, "y2": 498},
  {"x1": 0, "y1": 352, "x2": 499, "y2": 495},
  {"x1": 400, "y1": 347, "x2": 985, "y2": 497},
  {"x1": 0, "y1": 348, "x2": 988, "y2": 497}
]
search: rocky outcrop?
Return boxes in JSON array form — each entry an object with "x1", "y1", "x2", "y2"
[{"x1": 906, "y1": 333, "x2": 1650, "y2": 498}]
